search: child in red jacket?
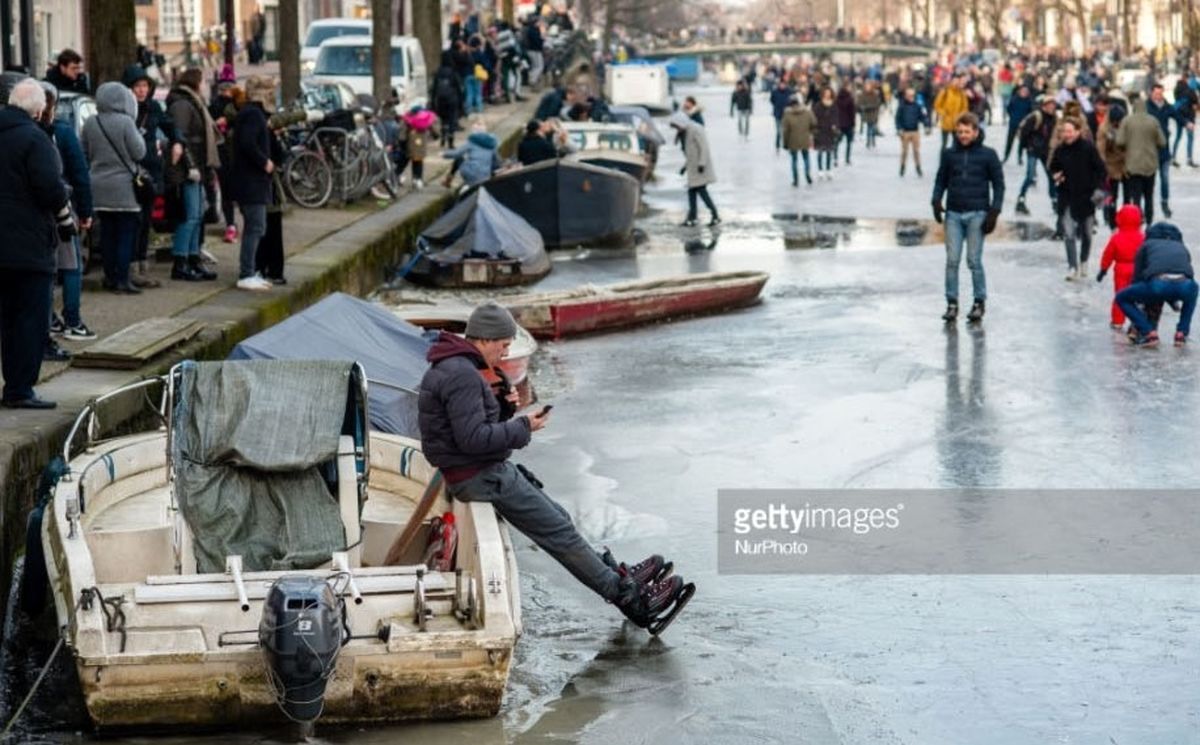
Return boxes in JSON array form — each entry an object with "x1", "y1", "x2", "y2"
[{"x1": 1097, "y1": 204, "x2": 1144, "y2": 328}]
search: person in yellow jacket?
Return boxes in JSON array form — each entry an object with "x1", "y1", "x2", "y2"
[{"x1": 934, "y1": 75, "x2": 970, "y2": 150}]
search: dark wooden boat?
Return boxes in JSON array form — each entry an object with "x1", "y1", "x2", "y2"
[{"x1": 482, "y1": 160, "x2": 640, "y2": 249}]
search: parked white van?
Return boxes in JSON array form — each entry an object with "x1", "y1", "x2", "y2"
[
  {"x1": 301, "y1": 19, "x2": 372, "y2": 74},
  {"x1": 308, "y1": 35, "x2": 428, "y2": 107}
]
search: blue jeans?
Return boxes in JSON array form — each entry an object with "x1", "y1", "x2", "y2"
[
  {"x1": 1019, "y1": 154, "x2": 1057, "y2": 200},
  {"x1": 1173, "y1": 125, "x2": 1194, "y2": 162},
  {"x1": 239, "y1": 203, "x2": 267, "y2": 279},
  {"x1": 98, "y1": 210, "x2": 140, "y2": 287},
  {"x1": 817, "y1": 149, "x2": 833, "y2": 170},
  {"x1": 1116, "y1": 278, "x2": 1199, "y2": 336},
  {"x1": 1159, "y1": 149, "x2": 1172, "y2": 202},
  {"x1": 59, "y1": 236, "x2": 83, "y2": 327},
  {"x1": 172, "y1": 181, "x2": 204, "y2": 258},
  {"x1": 944, "y1": 210, "x2": 987, "y2": 302},
  {"x1": 789, "y1": 149, "x2": 810, "y2": 184},
  {"x1": 465, "y1": 77, "x2": 483, "y2": 114},
  {"x1": 865, "y1": 121, "x2": 878, "y2": 148},
  {"x1": 774, "y1": 116, "x2": 783, "y2": 149}
]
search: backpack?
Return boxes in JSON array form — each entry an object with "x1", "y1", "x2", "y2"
[{"x1": 435, "y1": 71, "x2": 458, "y2": 104}]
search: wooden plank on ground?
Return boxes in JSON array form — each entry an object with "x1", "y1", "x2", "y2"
[{"x1": 73, "y1": 317, "x2": 204, "y2": 369}]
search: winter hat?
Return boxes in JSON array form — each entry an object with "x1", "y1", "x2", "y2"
[
  {"x1": 245, "y1": 75, "x2": 276, "y2": 108},
  {"x1": 219, "y1": 63, "x2": 236, "y2": 83},
  {"x1": 466, "y1": 301, "x2": 518, "y2": 340}
]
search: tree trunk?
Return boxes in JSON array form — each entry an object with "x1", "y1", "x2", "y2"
[
  {"x1": 603, "y1": 0, "x2": 614, "y2": 52},
  {"x1": 412, "y1": 0, "x2": 441, "y2": 94},
  {"x1": 502, "y1": 0, "x2": 514, "y2": 25},
  {"x1": 86, "y1": 0, "x2": 136, "y2": 87},
  {"x1": 372, "y1": 0, "x2": 393, "y2": 104},
  {"x1": 395, "y1": 0, "x2": 405, "y2": 36},
  {"x1": 278, "y1": 0, "x2": 300, "y2": 105},
  {"x1": 969, "y1": 0, "x2": 982, "y2": 43},
  {"x1": 224, "y1": 0, "x2": 235, "y2": 65}
]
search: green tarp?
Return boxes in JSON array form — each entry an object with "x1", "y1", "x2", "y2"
[{"x1": 172, "y1": 360, "x2": 353, "y2": 573}]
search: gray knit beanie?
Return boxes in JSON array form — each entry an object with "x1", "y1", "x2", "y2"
[{"x1": 466, "y1": 301, "x2": 517, "y2": 340}]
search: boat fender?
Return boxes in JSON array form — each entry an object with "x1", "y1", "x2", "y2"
[{"x1": 19, "y1": 457, "x2": 67, "y2": 616}]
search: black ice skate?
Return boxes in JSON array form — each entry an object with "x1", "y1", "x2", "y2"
[
  {"x1": 602, "y1": 547, "x2": 672, "y2": 585},
  {"x1": 615, "y1": 576, "x2": 696, "y2": 636}
]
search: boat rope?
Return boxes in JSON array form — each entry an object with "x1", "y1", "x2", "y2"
[
  {"x1": 1, "y1": 591, "x2": 87, "y2": 739},
  {"x1": 0, "y1": 637, "x2": 64, "y2": 740},
  {"x1": 83, "y1": 586, "x2": 127, "y2": 654}
]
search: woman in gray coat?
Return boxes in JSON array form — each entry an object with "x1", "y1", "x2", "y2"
[
  {"x1": 82, "y1": 82, "x2": 146, "y2": 293},
  {"x1": 669, "y1": 111, "x2": 720, "y2": 227}
]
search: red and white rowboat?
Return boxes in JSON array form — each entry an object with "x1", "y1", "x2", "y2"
[{"x1": 503, "y1": 271, "x2": 769, "y2": 340}]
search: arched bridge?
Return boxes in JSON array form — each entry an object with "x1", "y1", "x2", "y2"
[{"x1": 637, "y1": 41, "x2": 937, "y2": 64}]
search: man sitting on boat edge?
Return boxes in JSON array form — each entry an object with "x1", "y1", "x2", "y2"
[{"x1": 417, "y1": 301, "x2": 692, "y2": 633}]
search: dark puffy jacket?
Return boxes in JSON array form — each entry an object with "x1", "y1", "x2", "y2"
[
  {"x1": 44, "y1": 65, "x2": 91, "y2": 95},
  {"x1": 230, "y1": 102, "x2": 272, "y2": 205},
  {"x1": 0, "y1": 107, "x2": 69, "y2": 273},
  {"x1": 1006, "y1": 94, "x2": 1034, "y2": 129},
  {"x1": 1047, "y1": 137, "x2": 1105, "y2": 221},
  {"x1": 932, "y1": 132, "x2": 1005, "y2": 213},
  {"x1": 418, "y1": 332, "x2": 531, "y2": 471},
  {"x1": 1018, "y1": 109, "x2": 1056, "y2": 161},
  {"x1": 834, "y1": 89, "x2": 856, "y2": 129},
  {"x1": 53, "y1": 119, "x2": 92, "y2": 219},
  {"x1": 1133, "y1": 223, "x2": 1194, "y2": 282},
  {"x1": 122, "y1": 65, "x2": 173, "y2": 190},
  {"x1": 1145, "y1": 98, "x2": 1187, "y2": 144},
  {"x1": 894, "y1": 99, "x2": 928, "y2": 132},
  {"x1": 517, "y1": 132, "x2": 557, "y2": 165},
  {"x1": 535, "y1": 87, "x2": 565, "y2": 120},
  {"x1": 770, "y1": 85, "x2": 793, "y2": 119}
]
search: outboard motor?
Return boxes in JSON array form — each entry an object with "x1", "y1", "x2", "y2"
[{"x1": 259, "y1": 576, "x2": 346, "y2": 723}]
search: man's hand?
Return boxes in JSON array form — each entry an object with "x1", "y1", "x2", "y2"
[
  {"x1": 983, "y1": 208, "x2": 1000, "y2": 235},
  {"x1": 265, "y1": 159, "x2": 275, "y2": 174},
  {"x1": 187, "y1": 168, "x2": 201, "y2": 183},
  {"x1": 78, "y1": 217, "x2": 93, "y2": 231},
  {"x1": 171, "y1": 142, "x2": 184, "y2": 165},
  {"x1": 505, "y1": 389, "x2": 520, "y2": 410},
  {"x1": 527, "y1": 407, "x2": 550, "y2": 432},
  {"x1": 931, "y1": 200, "x2": 944, "y2": 224},
  {"x1": 1052, "y1": 171, "x2": 1065, "y2": 185}
]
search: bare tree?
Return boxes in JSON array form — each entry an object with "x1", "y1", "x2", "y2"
[
  {"x1": 412, "y1": 0, "x2": 442, "y2": 84},
  {"x1": 87, "y1": 0, "x2": 137, "y2": 86},
  {"x1": 372, "y1": 0, "x2": 392, "y2": 104},
  {"x1": 278, "y1": 0, "x2": 300, "y2": 104},
  {"x1": 983, "y1": 0, "x2": 1006, "y2": 44}
]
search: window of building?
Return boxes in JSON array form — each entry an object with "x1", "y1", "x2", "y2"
[{"x1": 160, "y1": 0, "x2": 199, "y2": 41}]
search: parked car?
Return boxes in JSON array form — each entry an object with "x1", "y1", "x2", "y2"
[
  {"x1": 301, "y1": 18, "x2": 373, "y2": 74},
  {"x1": 55, "y1": 91, "x2": 97, "y2": 141},
  {"x1": 307, "y1": 35, "x2": 427, "y2": 108}
]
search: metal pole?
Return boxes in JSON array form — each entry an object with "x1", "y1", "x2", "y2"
[
  {"x1": 0, "y1": 0, "x2": 13, "y2": 69},
  {"x1": 224, "y1": 0, "x2": 236, "y2": 64}
]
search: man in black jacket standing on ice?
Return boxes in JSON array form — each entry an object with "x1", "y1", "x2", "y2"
[
  {"x1": 417, "y1": 301, "x2": 691, "y2": 633},
  {"x1": 932, "y1": 112, "x2": 1005, "y2": 324}
]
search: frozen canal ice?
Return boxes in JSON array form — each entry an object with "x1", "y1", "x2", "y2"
[{"x1": 73, "y1": 84, "x2": 1200, "y2": 744}]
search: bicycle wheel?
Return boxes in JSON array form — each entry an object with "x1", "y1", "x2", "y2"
[{"x1": 284, "y1": 150, "x2": 333, "y2": 208}]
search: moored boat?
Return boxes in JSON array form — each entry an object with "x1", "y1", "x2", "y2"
[
  {"x1": 561, "y1": 122, "x2": 651, "y2": 184},
  {"x1": 504, "y1": 271, "x2": 770, "y2": 340},
  {"x1": 40, "y1": 360, "x2": 521, "y2": 731},
  {"x1": 395, "y1": 306, "x2": 539, "y2": 407},
  {"x1": 481, "y1": 159, "x2": 639, "y2": 249}
]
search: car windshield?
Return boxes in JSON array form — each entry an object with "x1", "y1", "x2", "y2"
[
  {"x1": 314, "y1": 45, "x2": 405, "y2": 76},
  {"x1": 305, "y1": 25, "x2": 369, "y2": 48}
]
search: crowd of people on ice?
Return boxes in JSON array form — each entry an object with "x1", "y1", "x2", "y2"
[{"x1": 705, "y1": 46, "x2": 1197, "y2": 346}]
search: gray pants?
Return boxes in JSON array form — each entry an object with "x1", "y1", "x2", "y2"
[
  {"x1": 448, "y1": 461, "x2": 621, "y2": 601},
  {"x1": 1062, "y1": 212, "x2": 1094, "y2": 271},
  {"x1": 239, "y1": 203, "x2": 267, "y2": 279}
]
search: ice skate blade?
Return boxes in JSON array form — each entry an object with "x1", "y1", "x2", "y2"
[{"x1": 648, "y1": 582, "x2": 695, "y2": 636}]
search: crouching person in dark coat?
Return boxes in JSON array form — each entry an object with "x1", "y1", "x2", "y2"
[
  {"x1": 0, "y1": 78, "x2": 74, "y2": 409},
  {"x1": 417, "y1": 302, "x2": 690, "y2": 632},
  {"x1": 1116, "y1": 222, "x2": 1198, "y2": 348}
]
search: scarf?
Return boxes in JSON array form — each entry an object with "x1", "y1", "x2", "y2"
[{"x1": 178, "y1": 84, "x2": 222, "y2": 169}]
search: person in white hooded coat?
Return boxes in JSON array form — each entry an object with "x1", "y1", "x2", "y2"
[{"x1": 669, "y1": 111, "x2": 719, "y2": 227}]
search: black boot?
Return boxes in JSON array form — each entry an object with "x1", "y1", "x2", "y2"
[
  {"x1": 942, "y1": 301, "x2": 959, "y2": 322},
  {"x1": 171, "y1": 256, "x2": 203, "y2": 281},
  {"x1": 1162, "y1": 201, "x2": 1173, "y2": 219},
  {"x1": 189, "y1": 255, "x2": 217, "y2": 281},
  {"x1": 967, "y1": 299, "x2": 985, "y2": 323},
  {"x1": 915, "y1": 164, "x2": 923, "y2": 177},
  {"x1": 1015, "y1": 197, "x2": 1030, "y2": 215},
  {"x1": 900, "y1": 163, "x2": 906, "y2": 176}
]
